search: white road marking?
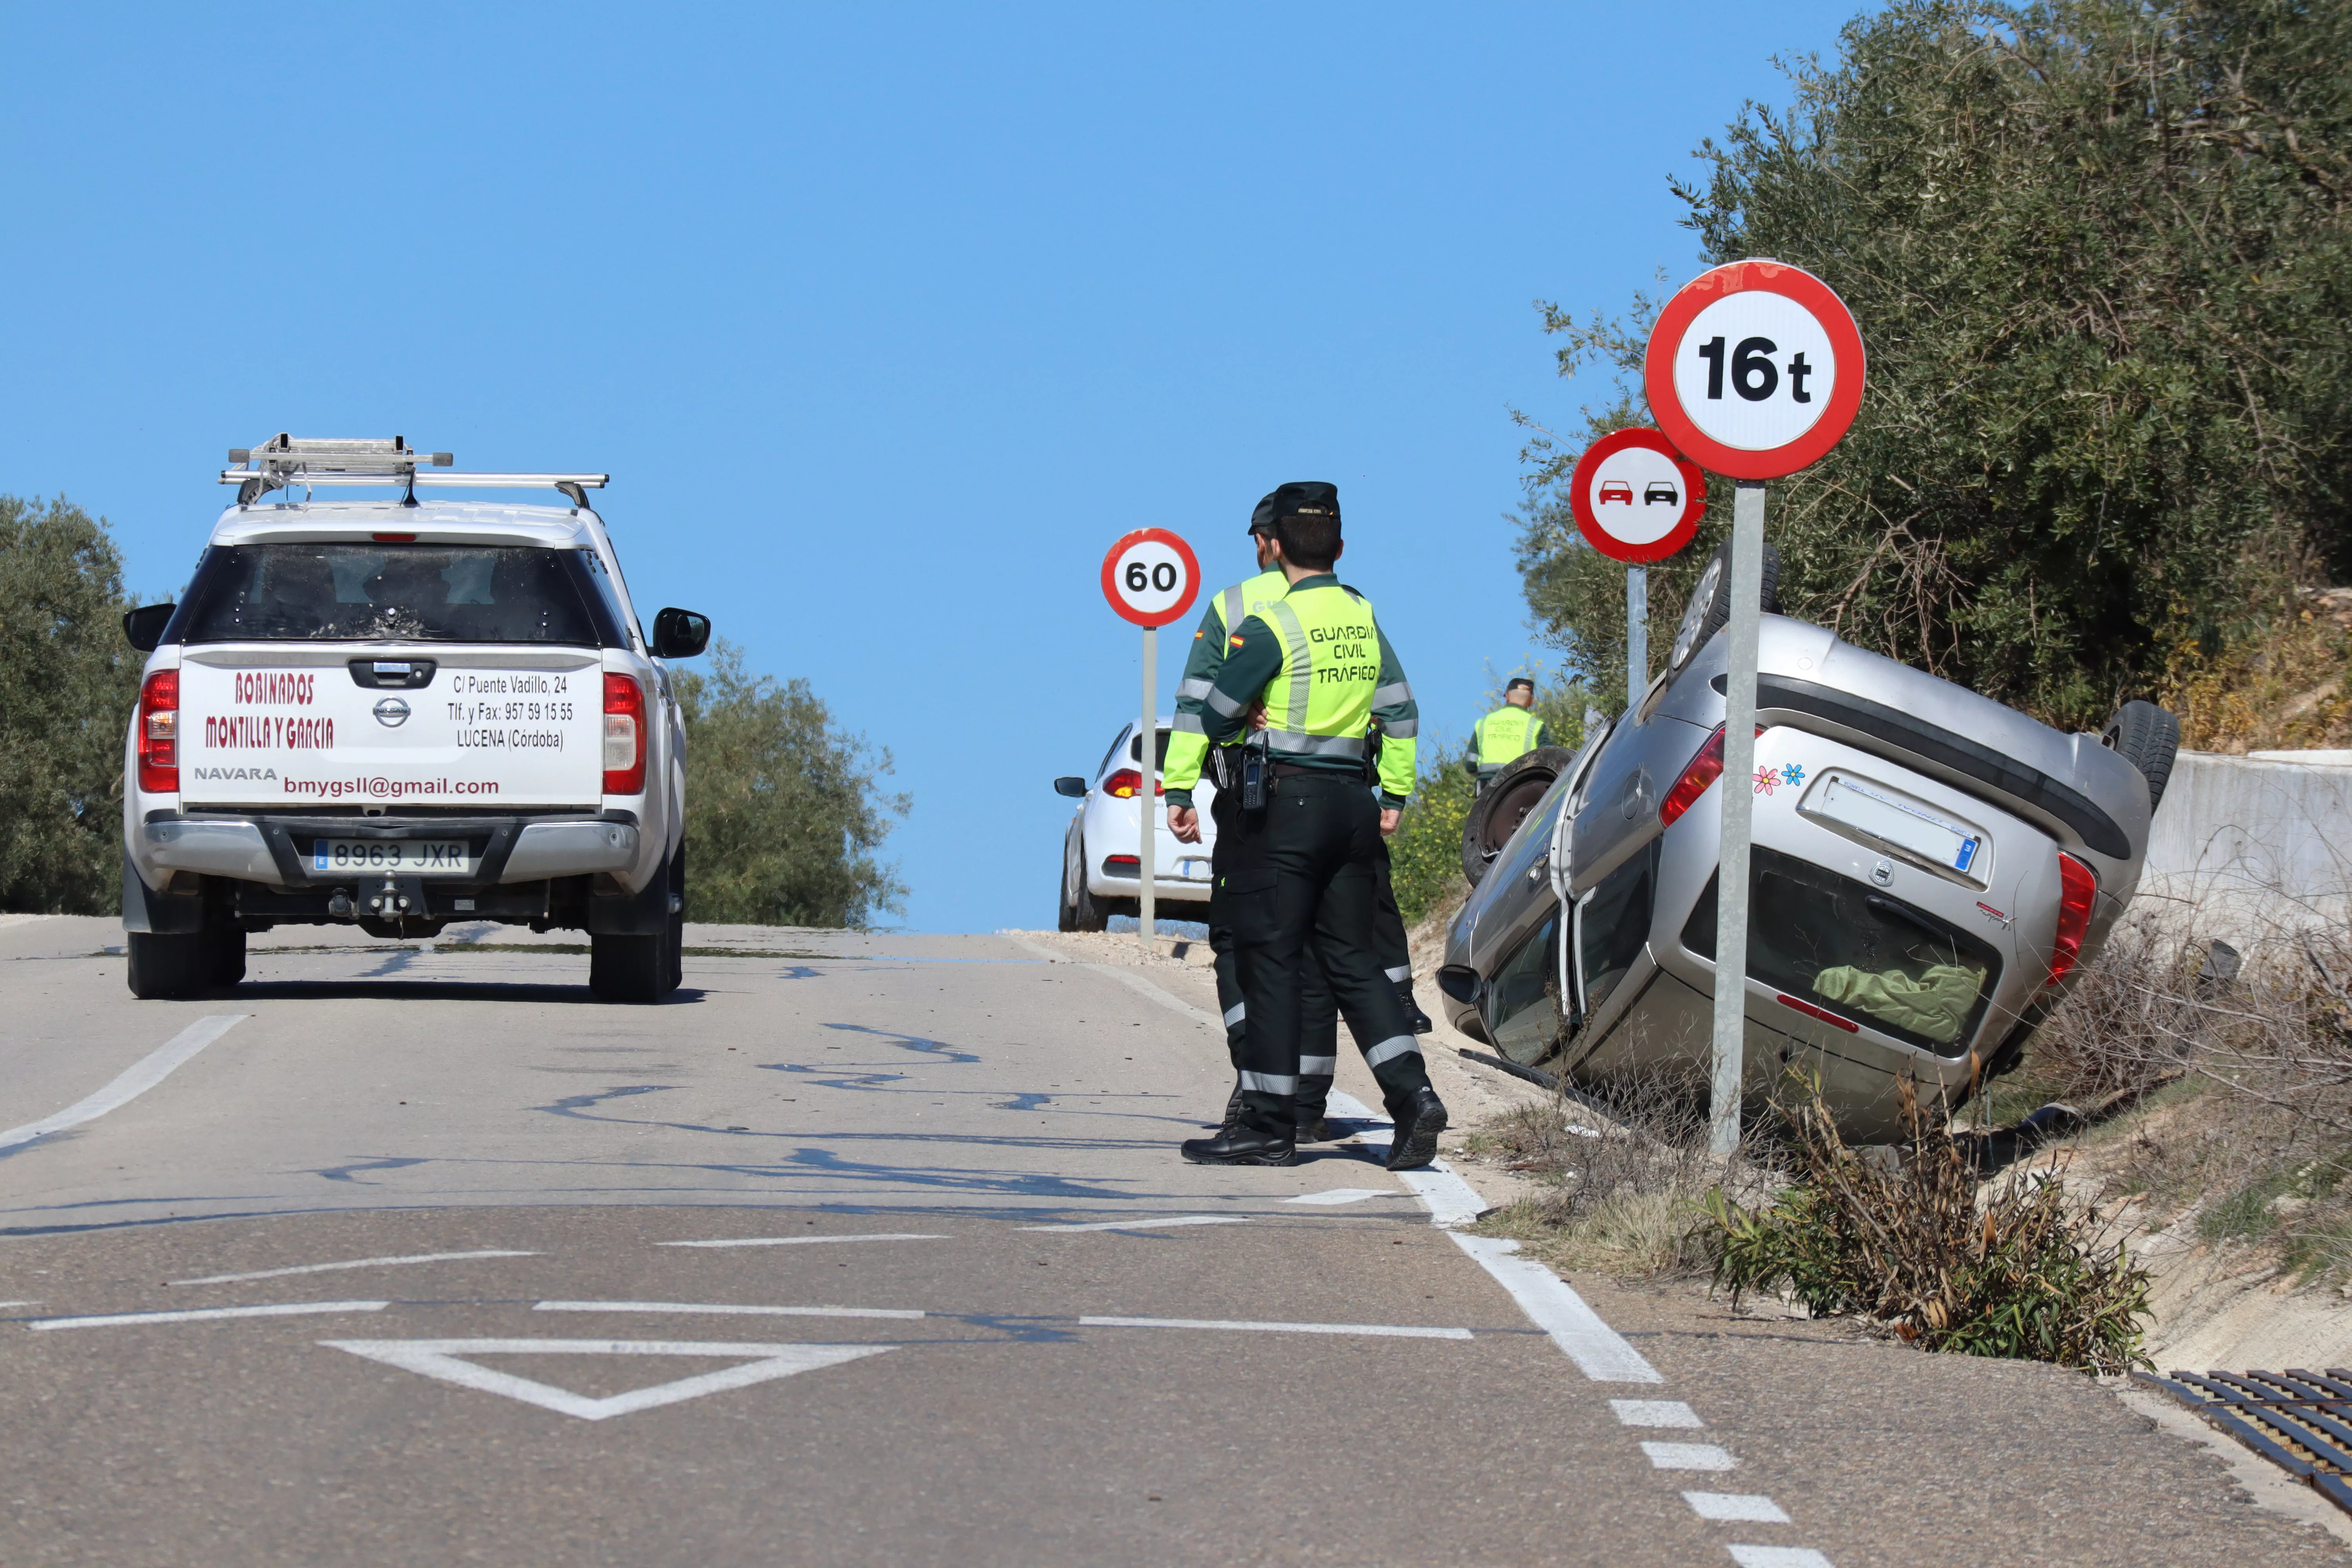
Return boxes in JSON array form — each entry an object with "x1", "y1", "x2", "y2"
[
  {"x1": 1016, "y1": 1215, "x2": 1249, "y2": 1232},
  {"x1": 1445, "y1": 1234, "x2": 1662, "y2": 1383},
  {"x1": 1684, "y1": 1492, "x2": 1789, "y2": 1523},
  {"x1": 1079, "y1": 1314, "x2": 1472, "y2": 1340},
  {"x1": 534, "y1": 1300, "x2": 926, "y2": 1321},
  {"x1": 29, "y1": 1300, "x2": 388, "y2": 1331},
  {"x1": 1642, "y1": 1441, "x2": 1737, "y2": 1471},
  {"x1": 1326, "y1": 1091, "x2": 1486, "y2": 1226},
  {"x1": 174, "y1": 1249, "x2": 538, "y2": 1286},
  {"x1": 0, "y1": 1301, "x2": 39, "y2": 1309},
  {"x1": 1284, "y1": 1188, "x2": 1390, "y2": 1205},
  {"x1": 0, "y1": 1014, "x2": 247, "y2": 1152},
  {"x1": 1612, "y1": 1398, "x2": 1704, "y2": 1428},
  {"x1": 659, "y1": 1233, "x2": 947, "y2": 1249},
  {"x1": 1727, "y1": 1548, "x2": 1833, "y2": 1568},
  {"x1": 321, "y1": 1338, "x2": 894, "y2": 1421}
]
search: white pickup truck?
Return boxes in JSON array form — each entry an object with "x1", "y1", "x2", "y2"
[{"x1": 120, "y1": 436, "x2": 710, "y2": 1004}]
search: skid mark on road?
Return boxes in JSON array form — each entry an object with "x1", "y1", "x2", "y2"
[
  {"x1": 307, "y1": 1155, "x2": 433, "y2": 1185},
  {"x1": 820, "y1": 1022, "x2": 981, "y2": 1065},
  {"x1": 532, "y1": 1084, "x2": 678, "y2": 1122}
]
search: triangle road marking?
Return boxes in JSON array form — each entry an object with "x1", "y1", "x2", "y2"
[{"x1": 321, "y1": 1338, "x2": 895, "y2": 1421}]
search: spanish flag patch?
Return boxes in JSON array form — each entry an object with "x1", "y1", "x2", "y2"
[{"x1": 1229, "y1": 634, "x2": 1245, "y2": 650}]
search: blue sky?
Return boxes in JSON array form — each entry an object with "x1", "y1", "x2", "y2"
[{"x1": 0, "y1": 2, "x2": 1865, "y2": 932}]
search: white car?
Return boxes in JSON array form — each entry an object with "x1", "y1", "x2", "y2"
[
  {"x1": 1053, "y1": 718, "x2": 1218, "y2": 931},
  {"x1": 118, "y1": 435, "x2": 710, "y2": 1004}
]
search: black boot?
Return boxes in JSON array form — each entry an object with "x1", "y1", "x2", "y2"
[
  {"x1": 1294, "y1": 1106, "x2": 1333, "y2": 1143},
  {"x1": 1383, "y1": 1087, "x2": 1448, "y2": 1171},
  {"x1": 1181, "y1": 1124, "x2": 1297, "y2": 1165},
  {"x1": 1396, "y1": 979, "x2": 1434, "y2": 1036}
]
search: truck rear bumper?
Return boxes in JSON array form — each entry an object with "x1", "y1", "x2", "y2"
[{"x1": 132, "y1": 810, "x2": 640, "y2": 890}]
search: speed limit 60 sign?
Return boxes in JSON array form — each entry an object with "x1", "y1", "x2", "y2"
[
  {"x1": 1643, "y1": 260, "x2": 1864, "y2": 480},
  {"x1": 1101, "y1": 528, "x2": 1201, "y2": 628},
  {"x1": 1568, "y1": 427, "x2": 1706, "y2": 563}
]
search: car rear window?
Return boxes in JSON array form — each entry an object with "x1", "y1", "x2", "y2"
[
  {"x1": 169, "y1": 544, "x2": 626, "y2": 646},
  {"x1": 1682, "y1": 846, "x2": 2002, "y2": 1054}
]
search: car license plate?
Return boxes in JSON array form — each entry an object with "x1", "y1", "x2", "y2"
[
  {"x1": 311, "y1": 839, "x2": 474, "y2": 877},
  {"x1": 1804, "y1": 775, "x2": 1984, "y2": 878},
  {"x1": 1176, "y1": 857, "x2": 1212, "y2": 880}
]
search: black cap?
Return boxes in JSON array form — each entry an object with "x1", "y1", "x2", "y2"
[
  {"x1": 1506, "y1": 677, "x2": 1535, "y2": 693},
  {"x1": 1270, "y1": 481, "x2": 1340, "y2": 523},
  {"x1": 1247, "y1": 490, "x2": 1281, "y2": 536}
]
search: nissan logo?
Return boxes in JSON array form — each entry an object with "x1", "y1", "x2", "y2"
[{"x1": 373, "y1": 697, "x2": 412, "y2": 728}]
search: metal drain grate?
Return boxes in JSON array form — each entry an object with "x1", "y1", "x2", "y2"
[{"x1": 2136, "y1": 1367, "x2": 2352, "y2": 1514}]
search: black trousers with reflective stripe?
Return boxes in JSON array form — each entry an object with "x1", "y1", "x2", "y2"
[
  {"x1": 1210, "y1": 787, "x2": 1416, "y2": 1119},
  {"x1": 1217, "y1": 773, "x2": 1429, "y2": 1136}
]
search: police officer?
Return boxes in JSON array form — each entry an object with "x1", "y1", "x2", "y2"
[
  {"x1": 1165, "y1": 494, "x2": 1429, "y2": 1145},
  {"x1": 1468, "y1": 677, "x2": 1547, "y2": 787},
  {"x1": 1167, "y1": 483, "x2": 1446, "y2": 1169}
]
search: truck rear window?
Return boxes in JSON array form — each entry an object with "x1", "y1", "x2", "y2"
[{"x1": 169, "y1": 544, "x2": 626, "y2": 646}]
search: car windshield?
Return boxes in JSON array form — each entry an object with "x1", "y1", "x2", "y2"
[
  {"x1": 171, "y1": 543, "x2": 620, "y2": 645},
  {"x1": 1682, "y1": 847, "x2": 2001, "y2": 1054}
]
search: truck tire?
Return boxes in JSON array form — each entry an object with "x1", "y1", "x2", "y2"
[
  {"x1": 1461, "y1": 745, "x2": 1581, "y2": 888},
  {"x1": 664, "y1": 842, "x2": 686, "y2": 993},
  {"x1": 127, "y1": 931, "x2": 209, "y2": 1000},
  {"x1": 2101, "y1": 700, "x2": 2182, "y2": 814},
  {"x1": 591, "y1": 931, "x2": 667, "y2": 1003},
  {"x1": 204, "y1": 921, "x2": 247, "y2": 990},
  {"x1": 1666, "y1": 537, "x2": 1783, "y2": 680}
]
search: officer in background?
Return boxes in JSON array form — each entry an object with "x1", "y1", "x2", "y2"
[
  {"x1": 1467, "y1": 677, "x2": 1547, "y2": 788},
  {"x1": 1168, "y1": 482, "x2": 1447, "y2": 1169},
  {"x1": 1165, "y1": 493, "x2": 1430, "y2": 1147}
]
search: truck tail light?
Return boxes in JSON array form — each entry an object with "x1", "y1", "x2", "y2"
[
  {"x1": 137, "y1": 669, "x2": 180, "y2": 794},
  {"x1": 603, "y1": 673, "x2": 646, "y2": 795},
  {"x1": 2046, "y1": 853, "x2": 2097, "y2": 986},
  {"x1": 1101, "y1": 768, "x2": 1162, "y2": 799}
]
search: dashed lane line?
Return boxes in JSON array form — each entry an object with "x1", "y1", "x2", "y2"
[
  {"x1": 660, "y1": 1233, "x2": 948, "y2": 1249},
  {"x1": 1728, "y1": 1550, "x2": 1835, "y2": 1568},
  {"x1": 1283, "y1": 1188, "x2": 1392, "y2": 1205},
  {"x1": 1612, "y1": 1398, "x2": 1704, "y2": 1428},
  {"x1": 1641, "y1": 1441, "x2": 1738, "y2": 1472},
  {"x1": 1683, "y1": 1494, "x2": 1791, "y2": 1524},
  {"x1": 1078, "y1": 1315, "x2": 1472, "y2": 1340},
  {"x1": 174, "y1": 1250, "x2": 539, "y2": 1286},
  {"x1": 534, "y1": 1300, "x2": 927, "y2": 1321},
  {"x1": 1016, "y1": 1215, "x2": 1249, "y2": 1232},
  {"x1": 28, "y1": 1300, "x2": 389, "y2": 1331},
  {"x1": 0, "y1": 1014, "x2": 247, "y2": 1152}
]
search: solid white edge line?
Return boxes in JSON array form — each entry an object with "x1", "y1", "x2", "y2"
[
  {"x1": 1017, "y1": 1216, "x2": 1248, "y2": 1232},
  {"x1": 1682, "y1": 1492, "x2": 1791, "y2": 1524},
  {"x1": 533, "y1": 1300, "x2": 926, "y2": 1320},
  {"x1": 29, "y1": 1300, "x2": 388, "y2": 1331},
  {"x1": 1080, "y1": 1315, "x2": 1472, "y2": 1340},
  {"x1": 1324, "y1": 1090, "x2": 1488, "y2": 1226},
  {"x1": 0, "y1": 1014, "x2": 247, "y2": 1151},
  {"x1": 659, "y1": 1233, "x2": 947, "y2": 1249},
  {"x1": 1448, "y1": 1233, "x2": 1664, "y2": 1383},
  {"x1": 174, "y1": 1249, "x2": 539, "y2": 1285}
]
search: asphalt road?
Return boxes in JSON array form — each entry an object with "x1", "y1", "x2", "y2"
[{"x1": 0, "y1": 914, "x2": 2343, "y2": 1567}]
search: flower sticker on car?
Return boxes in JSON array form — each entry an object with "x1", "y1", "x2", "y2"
[
  {"x1": 1753, "y1": 767, "x2": 1779, "y2": 795},
  {"x1": 1780, "y1": 762, "x2": 1806, "y2": 788}
]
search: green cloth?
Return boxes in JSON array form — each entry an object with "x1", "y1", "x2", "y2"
[{"x1": 1811, "y1": 963, "x2": 1982, "y2": 1045}]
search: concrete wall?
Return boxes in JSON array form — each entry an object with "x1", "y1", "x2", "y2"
[{"x1": 2139, "y1": 751, "x2": 2352, "y2": 930}]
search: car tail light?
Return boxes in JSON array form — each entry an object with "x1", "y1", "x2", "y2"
[
  {"x1": 1104, "y1": 855, "x2": 1141, "y2": 874},
  {"x1": 1776, "y1": 993, "x2": 1859, "y2": 1033},
  {"x1": 603, "y1": 673, "x2": 646, "y2": 795},
  {"x1": 2046, "y1": 853, "x2": 2097, "y2": 986},
  {"x1": 137, "y1": 669, "x2": 180, "y2": 794},
  {"x1": 1659, "y1": 725, "x2": 1728, "y2": 826},
  {"x1": 1101, "y1": 768, "x2": 1162, "y2": 799}
]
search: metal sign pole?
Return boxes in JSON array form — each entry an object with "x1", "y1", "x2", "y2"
[
  {"x1": 1626, "y1": 566, "x2": 1648, "y2": 711},
  {"x1": 1709, "y1": 479, "x2": 1767, "y2": 1156},
  {"x1": 1139, "y1": 624, "x2": 1157, "y2": 949}
]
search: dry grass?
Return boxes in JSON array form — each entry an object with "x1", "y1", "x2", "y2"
[{"x1": 2163, "y1": 590, "x2": 2352, "y2": 753}]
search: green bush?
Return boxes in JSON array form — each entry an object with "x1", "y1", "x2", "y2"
[
  {"x1": 0, "y1": 496, "x2": 138, "y2": 913},
  {"x1": 674, "y1": 641, "x2": 908, "y2": 930}
]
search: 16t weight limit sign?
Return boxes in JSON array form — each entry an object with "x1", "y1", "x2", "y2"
[{"x1": 1646, "y1": 260, "x2": 1864, "y2": 480}]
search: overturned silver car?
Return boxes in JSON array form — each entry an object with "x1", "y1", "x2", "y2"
[{"x1": 1438, "y1": 552, "x2": 2178, "y2": 1142}]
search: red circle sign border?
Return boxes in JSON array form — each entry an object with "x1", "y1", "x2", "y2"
[
  {"x1": 1643, "y1": 260, "x2": 1866, "y2": 481},
  {"x1": 1567, "y1": 427, "x2": 1708, "y2": 564},
  {"x1": 1100, "y1": 527, "x2": 1203, "y2": 628}
]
